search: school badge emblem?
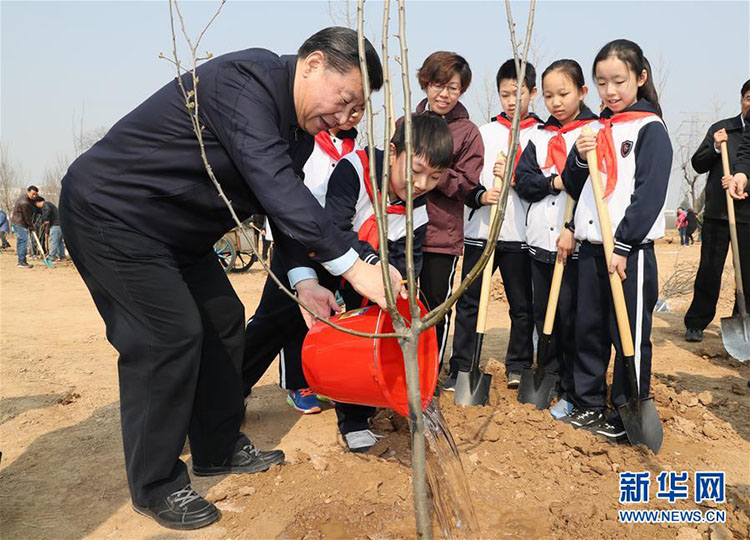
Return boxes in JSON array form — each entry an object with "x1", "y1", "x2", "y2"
[{"x1": 621, "y1": 140, "x2": 633, "y2": 158}]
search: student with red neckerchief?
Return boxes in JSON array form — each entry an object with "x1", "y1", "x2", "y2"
[
  {"x1": 560, "y1": 40, "x2": 672, "y2": 443},
  {"x1": 242, "y1": 110, "x2": 363, "y2": 414},
  {"x1": 515, "y1": 59, "x2": 598, "y2": 418},
  {"x1": 447, "y1": 59, "x2": 540, "y2": 392}
]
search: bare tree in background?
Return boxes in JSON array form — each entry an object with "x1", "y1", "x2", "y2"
[
  {"x1": 327, "y1": 0, "x2": 354, "y2": 27},
  {"x1": 0, "y1": 143, "x2": 24, "y2": 214},
  {"x1": 475, "y1": 73, "x2": 499, "y2": 123}
]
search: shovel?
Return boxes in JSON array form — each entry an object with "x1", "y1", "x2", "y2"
[
  {"x1": 585, "y1": 127, "x2": 663, "y2": 453},
  {"x1": 719, "y1": 142, "x2": 750, "y2": 362},
  {"x1": 454, "y1": 152, "x2": 506, "y2": 406},
  {"x1": 518, "y1": 196, "x2": 575, "y2": 409},
  {"x1": 31, "y1": 230, "x2": 55, "y2": 268}
]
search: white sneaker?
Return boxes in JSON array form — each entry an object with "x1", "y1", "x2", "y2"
[{"x1": 343, "y1": 429, "x2": 383, "y2": 453}]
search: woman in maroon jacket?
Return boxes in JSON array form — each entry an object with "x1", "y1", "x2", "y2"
[{"x1": 416, "y1": 52, "x2": 484, "y2": 367}]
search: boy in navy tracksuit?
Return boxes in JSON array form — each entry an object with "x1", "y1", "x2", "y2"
[
  {"x1": 559, "y1": 40, "x2": 672, "y2": 442},
  {"x1": 242, "y1": 112, "x2": 362, "y2": 415},
  {"x1": 447, "y1": 60, "x2": 541, "y2": 390},
  {"x1": 291, "y1": 114, "x2": 454, "y2": 452},
  {"x1": 514, "y1": 59, "x2": 598, "y2": 418}
]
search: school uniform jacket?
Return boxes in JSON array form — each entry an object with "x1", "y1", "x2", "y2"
[
  {"x1": 515, "y1": 106, "x2": 598, "y2": 263},
  {"x1": 464, "y1": 112, "x2": 543, "y2": 250},
  {"x1": 325, "y1": 149, "x2": 429, "y2": 278},
  {"x1": 302, "y1": 129, "x2": 359, "y2": 206},
  {"x1": 562, "y1": 99, "x2": 673, "y2": 255},
  {"x1": 62, "y1": 49, "x2": 357, "y2": 277}
]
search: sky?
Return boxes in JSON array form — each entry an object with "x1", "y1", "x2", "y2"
[{"x1": 1, "y1": 0, "x2": 749, "y2": 208}]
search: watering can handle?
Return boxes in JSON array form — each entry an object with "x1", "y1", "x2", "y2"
[
  {"x1": 583, "y1": 126, "x2": 635, "y2": 357},
  {"x1": 476, "y1": 151, "x2": 506, "y2": 334},
  {"x1": 721, "y1": 141, "x2": 745, "y2": 297}
]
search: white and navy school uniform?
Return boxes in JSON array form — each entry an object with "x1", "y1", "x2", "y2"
[
  {"x1": 243, "y1": 129, "x2": 359, "y2": 394},
  {"x1": 561, "y1": 99, "x2": 672, "y2": 412},
  {"x1": 514, "y1": 106, "x2": 598, "y2": 399},
  {"x1": 448, "y1": 113, "x2": 542, "y2": 374},
  {"x1": 324, "y1": 148, "x2": 429, "y2": 435}
]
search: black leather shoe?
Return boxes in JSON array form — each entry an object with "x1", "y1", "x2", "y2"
[
  {"x1": 193, "y1": 441, "x2": 285, "y2": 477},
  {"x1": 685, "y1": 328, "x2": 703, "y2": 342},
  {"x1": 132, "y1": 485, "x2": 218, "y2": 530}
]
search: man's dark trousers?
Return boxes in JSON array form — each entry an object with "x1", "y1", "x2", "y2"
[
  {"x1": 60, "y1": 190, "x2": 248, "y2": 507},
  {"x1": 242, "y1": 253, "x2": 309, "y2": 394},
  {"x1": 685, "y1": 218, "x2": 750, "y2": 330},
  {"x1": 449, "y1": 242, "x2": 534, "y2": 374}
]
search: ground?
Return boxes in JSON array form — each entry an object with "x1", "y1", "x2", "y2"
[{"x1": 1, "y1": 232, "x2": 749, "y2": 540}]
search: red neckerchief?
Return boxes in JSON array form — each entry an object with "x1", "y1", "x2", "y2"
[
  {"x1": 314, "y1": 131, "x2": 355, "y2": 162},
  {"x1": 355, "y1": 150, "x2": 405, "y2": 250},
  {"x1": 596, "y1": 111, "x2": 659, "y2": 198},
  {"x1": 543, "y1": 118, "x2": 595, "y2": 173},
  {"x1": 495, "y1": 115, "x2": 541, "y2": 184}
]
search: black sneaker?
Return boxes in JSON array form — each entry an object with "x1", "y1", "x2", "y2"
[
  {"x1": 442, "y1": 372, "x2": 458, "y2": 392},
  {"x1": 132, "y1": 484, "x2": 219, "y2": 530},
  {"x1": 193, "y1": 441, "x2": 284, "y2": 477},
  {"x1": 685, "y1": 328, "x2": 703, "y2": 342},
  {"x1": 17, "y1": 262, "x2": 32, "y2": 269},
  {"x1": 587, "y1": 416, "x2": 628, "y2": 444},
  {"x1": 563, "y1": 407, "x2": 605, "y2": 428}
]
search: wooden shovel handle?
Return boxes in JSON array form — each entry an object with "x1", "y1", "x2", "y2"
[
  {"x1": 582, "y1": 126, "x2": 635, "y2": 357},
  {"x1": 542, "y1": 195, "x2": 575, "y2": 335},
  {"x1": 721, "y1": 141, "x2": 745, "y2": 296},
  {"x1": 476, "y1": 151, "x2": 506, "y2": 334}
]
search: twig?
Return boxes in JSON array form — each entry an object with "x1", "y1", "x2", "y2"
[
  {"x1": 357, "y1": 0, "x2": 401, "y2": 329},
  {"x1": 164, "y1": 0, "x2": 404, "y2": 339}
]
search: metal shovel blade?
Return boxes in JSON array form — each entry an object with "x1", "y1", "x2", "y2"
[
  {"x1": 720, "y1": 314, "x2": 750, "y2": 362},
  {"x1": 617, "y1": 353, "x2": 663, "y2": 454},
  {"x1": 454, "y1": 369, "x2": 492, "y2": 406},
  {"x1": 41, "y1": 256, "x2": 55, "y2": 268},
  {"x1": 618, "y1": 396, "x2": 663, "y2": 454},
  {"x1": 518, "y1": 335, "x2": 559, "y2": 409}
]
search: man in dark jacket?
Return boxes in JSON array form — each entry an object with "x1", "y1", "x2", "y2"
[
  {"x1": 10, "y1": 185, "x2": 38, "y2": 268},
  {"x1": 59, "y1": 27, "x2": 390, "y2": 530},
  {"x1": 684, "y1": 80, "x2": 750, "y2": 342}
]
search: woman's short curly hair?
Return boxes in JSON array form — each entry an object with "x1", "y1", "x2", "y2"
[{"x1": 417, "y1": 51, "x2": 472, "y2": 93}]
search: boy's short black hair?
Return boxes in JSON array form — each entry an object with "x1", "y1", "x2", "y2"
[
  {"x1": 34, "y1": 196, "x2": 45, "y2": 203},
  {"x1": 391, "y1": 114, "x2": 453, "y2": 170},
  {"x1": 27, "y1": 185, "x2": 39, "y2": 192},
  {"x1": 742, "y1": 79, "x2": 750, "y2": 96},
  {"x1": 495, "y1": 59, "x2": 536, "y2": 91}
]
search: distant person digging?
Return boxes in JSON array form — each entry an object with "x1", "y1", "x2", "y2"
[
  {"x1": 10, "y1": 185, "x2": 38, "y2": 268},
  {"x1": 684, "y1": 80, "x2": 750, "y2": 342}
]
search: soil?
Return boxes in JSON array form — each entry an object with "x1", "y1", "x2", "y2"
[{"x1": 1, "y1": 231, "x2": 749, "y2": 539}]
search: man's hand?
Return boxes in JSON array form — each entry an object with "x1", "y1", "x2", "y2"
[
  {"x1": 295, "y1": 278, "x2": 342, "y2": 328},
  {"x1": 575, "y1": 131, "x2": 597, "y2": 162},
  {"x1": 342, "y1": 258, "x2": 406, "y2": 310},
  {"x1": 723, "y1": 173, "x2": 749, "y2": 200},
  {"x1": 556, "y1": 228, "x2": 575, "y2": 265},
  {"x1": 609, "y1": 253, "x2": 628, "y2": 281},
  {"x1": 480, "y1": 187, "x2": 502, "y2": 206},
  {"x1": 713, "y1": 128, "x2": 728, "y2": 152}
]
